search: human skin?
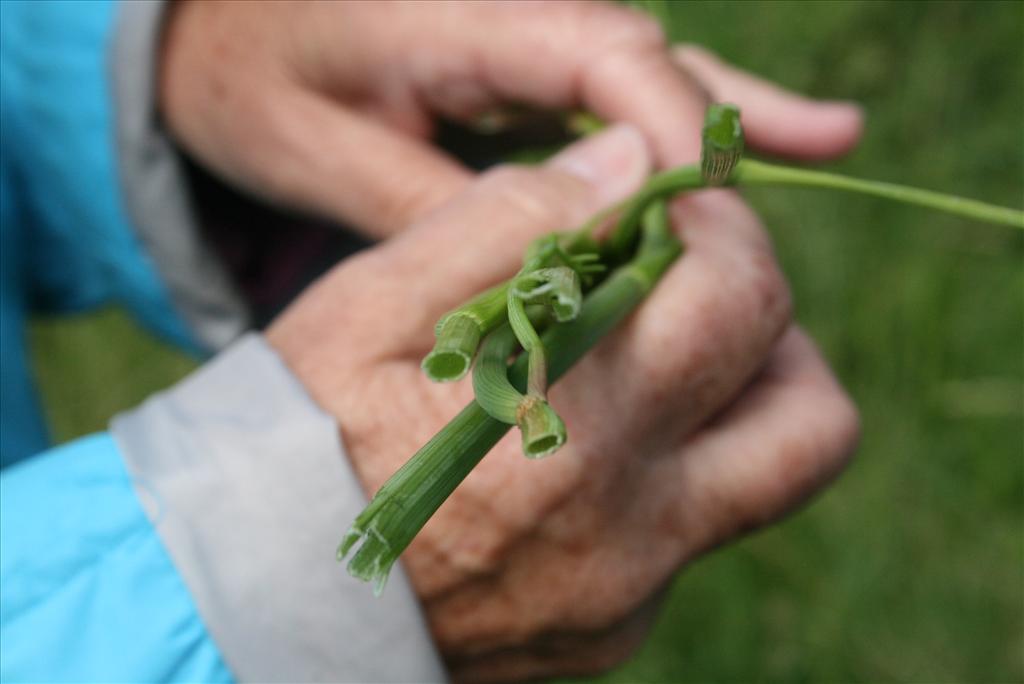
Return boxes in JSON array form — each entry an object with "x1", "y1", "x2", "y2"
[
  {"x1": 159, "y1": 1, "x2": 862, "y2": 238},
  {"x1": 266, "y1": 125, "x2": 860, "y2": 682},
  {"x1": 161, "y1": 2, "x2": 863, "y2": 680}
]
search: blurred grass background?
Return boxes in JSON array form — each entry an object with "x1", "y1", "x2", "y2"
[{"x1": 29, "y1": 1, "x2": 1022, "y2": 682}]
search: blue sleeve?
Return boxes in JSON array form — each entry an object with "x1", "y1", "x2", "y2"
[
  {"x1": 0, "y1": 433, "x2": 233, "y2": 683},
  {"x1": 0, "y1": 0, "x2": 195, "y2": 340},
  {"x1": 0, "y1": 0, "x2": 199, "y2": 466},
  {"x1": 0, "y1": 119, "x2": 49, "y2": 465}
]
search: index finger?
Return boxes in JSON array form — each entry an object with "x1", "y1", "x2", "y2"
[{"x1": 424, "y1": 1, "x2": 709, "y2": 166}]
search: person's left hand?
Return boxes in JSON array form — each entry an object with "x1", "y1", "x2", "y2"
[
  {"x1": 265, "y1": 124, "x2": 860, "y2": 682},
  {"x1": 159, "y1": 1, "x2": 862, "y2": 238}
]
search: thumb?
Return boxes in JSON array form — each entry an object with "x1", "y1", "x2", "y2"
[
  {"x1": 266, "y1": 124, "x2": 650, "y2": 370},
  {"x1": 378, "y1": 123, "x2": 652, "y2": 317}
]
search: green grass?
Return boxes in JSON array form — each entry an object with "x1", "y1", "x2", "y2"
[{"x1": 29, "y1": 1, "x2": 1022, "y2": 681}]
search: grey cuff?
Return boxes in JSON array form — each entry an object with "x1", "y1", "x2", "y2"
[
  {"x1": 110, "y1": 0, "x2": 249, "y2": 351},
  {"x1": 111, "y1": 334, "x2": 446, "y2": 683}
]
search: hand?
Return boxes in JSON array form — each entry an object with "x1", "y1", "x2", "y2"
[
  {"x1": 266, "y1": 125, "x2": 860, "y2": 681},
  {"x1": 159, "y1": 0, "x2": 862, "y2": 238}
]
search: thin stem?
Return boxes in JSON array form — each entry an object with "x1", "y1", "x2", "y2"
[
  {"x1": 472, "y1": 325, "x2": 521, "y2": 424},
  {"x1": 736, "y1": 159, "x2": 1024, "y2": 229},
  {"x1": 603, "y1": 165, "x2": 705, "y2": 260},
  {"x1": 508, "y1": 292, "x2": 548, "y2": 398},
  {"x1": 473, "y1": 323, "x2": 568, "y2": 458},
  {"x1": 507, "y1": 266, "x2": 583, "y2": 400},
  {"x1": 642, "y1": 199, "x2": 672, "y2": 244}
]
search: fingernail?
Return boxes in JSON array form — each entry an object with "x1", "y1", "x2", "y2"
[{"x1": 547, "y1": 123, "x2": 651, "y2": 207}]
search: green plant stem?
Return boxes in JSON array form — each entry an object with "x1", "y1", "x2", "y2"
[
  {"x1": 474, "y1": 321, "x2": 568, "y2": 459},
  {"x1": 598, "y1": 158, "x2": 1023, "y2": 261},
  {"x1": 422, "y1": 284, "x2": 509, "y2": 381},
  {"x1": 736, "y1": 160, "x2": 1024, "y2": 229},
  {"x1": 472, "y1": 324, "x2": 522, "y2": 424},
  {"x1": 600, "y1": 166, "x2": 705, "y2": 259},
  {"x1": 339, "y1": 230, "x2": 683, "y2": 593},
  {"x1": 514, "y1": 396, "x2": 567, "y2": 459},
  {"x1": 507, "y1": 293, "x2": 548, "y2": 398}
]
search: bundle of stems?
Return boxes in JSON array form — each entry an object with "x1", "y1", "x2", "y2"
[{"x1": 339, "y1": 104, "x2": 1024, "y2": 594}]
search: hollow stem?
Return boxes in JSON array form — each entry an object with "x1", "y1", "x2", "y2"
[
  {"x1": 516, "y1": 395, "x2": 567, "y2": 458},
  {"x1": 422, "y1": 283, "x2": 509, "y2": 381},
  {"x1": 421, "y1": 315, "x2": 480, "y2": 382},
  {"x1": 508, "y1": 291, "x2": 548, "y2": 398}
]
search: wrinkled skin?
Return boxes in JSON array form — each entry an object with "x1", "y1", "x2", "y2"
[
  {"x1": 267, "y1": 126, "x2": 860, "y2": 683},
  {"x1": 163, "y1": 2, "x2": 864, "y2": 681}
]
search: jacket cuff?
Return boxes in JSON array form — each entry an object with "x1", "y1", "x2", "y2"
[
  {"x1": 110, "y1": 0, "x2": 249, "y2": 351},
  {"x1": 111, "y1": 334, "x2": 446, "y2": 683}
]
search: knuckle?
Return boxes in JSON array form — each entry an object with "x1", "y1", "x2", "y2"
[
  {"x1": 437, "y1": 489, "x2": 517, "y2": 576},
  {"x1": 582, "y1": 3, "x2": 666, "y2": 51},
  {"x1": 742, "y1": 244, "x2": 794, "y2": 338},
  {"x1": 382, "y1": 172, "x2": 459, "y2": 229},
  {"x1": 446, "y1": 535, "x2": 506, "y2": 576},
  {"x1": 477, "y1": 164, "x2": 590, "y2": 231}
]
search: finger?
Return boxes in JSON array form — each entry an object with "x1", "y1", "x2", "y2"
[
  {"x1": 554, "y1": 190, "x2": 793, "y2": 452},
  {"x1": 160, "y1": 0, "x2": 474, "y2": 238},
  {"x1": 664, "y1": 326, "x2": 861, "y2": 556},
  {"x1": 673, "y1": 44, "x2": 864, "y2": 160},
  {"x1": 443, "y1": 588, "x2": 664, "y2": 683},
  {"x1": 387, "y1": 1, "x2": 708, "y2": 167},
  {"x1": 432, "y1": 4, "x2": 856, "y2": 166},
  {"x1": 268, "y1": 123, "x2": 650, "y2": 363},
  {"x1": 240, "y1": 88, "x2": 474, "y2": 237},
  {"x1": 349, "y1": 123, "x2": 652, "y2": 342}
]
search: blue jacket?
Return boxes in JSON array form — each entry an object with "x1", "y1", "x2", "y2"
[{"x1": 0, "y1": 2, "x2": 442, "y2": 681}]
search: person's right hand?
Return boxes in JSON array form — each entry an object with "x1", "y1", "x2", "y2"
[
  {"x1": 266, "y1": 125, "x2": 860, "y2": 682},
  {"x1": 160, "y1": 0, "x2": 861, "y2": 238}
]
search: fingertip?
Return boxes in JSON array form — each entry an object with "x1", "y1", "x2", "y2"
[
  {"x1": 744, "y1": 97, "x2": 865, "y2": 161},
  {"x1": 803, "y1": 99, "x2": 865, "y2": 157}
]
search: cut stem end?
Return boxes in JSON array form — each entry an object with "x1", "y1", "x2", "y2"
[
  {"x1": 422, "y1": 350, "x2": 473, "y2": 382},
  {"x1": 516, "y1": 396, "x2": 567, "y2": 459},
  {"x1": 422, "y1": 315, "x2": 481, "y2": 382},
  {"x1": 337, "y1": 524, "x2": 396, "y2": 597}
]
